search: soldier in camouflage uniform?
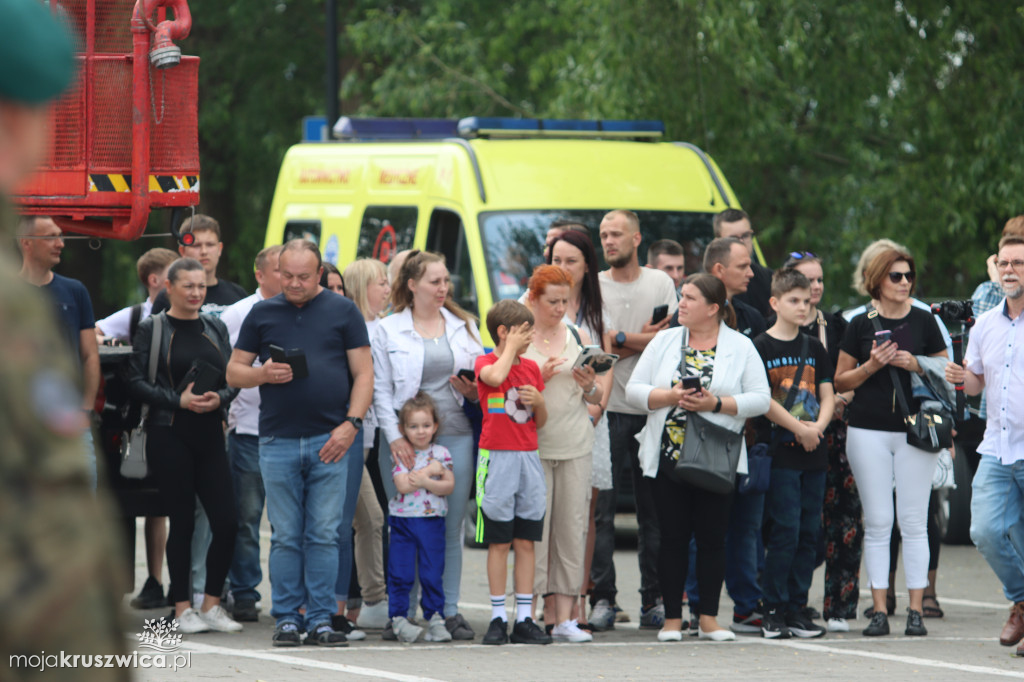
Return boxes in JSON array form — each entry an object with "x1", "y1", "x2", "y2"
[{"x1": 0, "y1": 1, "x2": 128, "y2": 679}]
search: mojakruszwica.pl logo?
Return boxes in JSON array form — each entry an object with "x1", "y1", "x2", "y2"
[{"x1": 9, "y1": 617, "x2": 191, "y2": 672}]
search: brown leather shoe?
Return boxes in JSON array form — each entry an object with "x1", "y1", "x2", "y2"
[{"x1": 1000, "y1": 603, "x2": 1024, "y2": 646}]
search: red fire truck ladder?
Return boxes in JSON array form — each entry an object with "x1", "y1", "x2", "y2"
[{"x1": 13, "y1": 0, "x2": 199, "y2": 241}]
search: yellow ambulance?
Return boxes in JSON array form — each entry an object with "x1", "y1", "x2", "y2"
[{"x1": 264, "y1": 117, "x2": 741, "y2": 343}]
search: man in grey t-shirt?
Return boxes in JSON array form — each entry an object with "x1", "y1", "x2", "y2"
[{"x1": 591, "y1": 210, "x2": 677, "y2": 631}]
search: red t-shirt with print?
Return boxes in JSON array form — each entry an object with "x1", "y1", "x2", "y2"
[{"x1": 474, "y1": 352, "x2": 545, "y2": 452}]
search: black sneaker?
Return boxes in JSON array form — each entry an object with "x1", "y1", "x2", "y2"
[
  {"x1": 785, "y1": 611, "x2": 826, "y2": 639},
  {"x1": 482, "y1": 617, "x2": 508, "y2": 645},
  {"x1": 510, "y1": 618, "x2": 552, "y2": 645},
  {"x1": 905, "y1": 608, "x2": 928, "y2": 637},
  {"x1": 232, "y1": 598, "x2": 259, "y2": 622},
  {"x1": 800, "y1": 605, "x2": 822, "y2": 621},
  {"x1": 129, "y1": 577, "x2": 165, "y2": 610},
  {"x1": 272, "y1": 623, "x2": 302, "y2": 647},
  {"x1": 304, "y1": 622, "x2": 349, "y2": 647},
  {"x1": 761, "y1": 609, "x2": 792, "y2": 639},
  {"x1": 862, "y1": 611, "x2": 890, "y2": 637}
]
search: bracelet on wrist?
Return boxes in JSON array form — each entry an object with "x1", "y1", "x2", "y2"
[{"x1": 860, "y1": 365, "x2": 872, "y2": 377}]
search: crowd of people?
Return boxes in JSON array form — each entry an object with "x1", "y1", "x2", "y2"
[{"x1": 14, "y1": 188, "x2": 1024, "y2": 654}]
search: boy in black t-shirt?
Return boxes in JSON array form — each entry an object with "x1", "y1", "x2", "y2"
[{"x1": 753, "y1": 269, "x2": 835, "y2": 640}]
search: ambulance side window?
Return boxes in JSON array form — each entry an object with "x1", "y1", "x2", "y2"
[
  {"x1": 357, "y1": 206, "x2": 417, "y2": 265},
  {"x1": 283, "y1": 220, "x2": 321, "y2": 245},
  {"x1": 427, "y1": 209, "x2": 477, "y2": 317}
]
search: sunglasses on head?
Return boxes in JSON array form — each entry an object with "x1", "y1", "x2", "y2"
[
  {"x1": 788, "y1": 251, "x2": 816, "y2": 260},
  {"x1": 887, "y1": 271, "x2": 916, "y2": 283}
]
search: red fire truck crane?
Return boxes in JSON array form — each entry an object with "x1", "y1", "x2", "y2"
[{"x1": 12, "y1": 0, "x2": 199, "y2": 242}]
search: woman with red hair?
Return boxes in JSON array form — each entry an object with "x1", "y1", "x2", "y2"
[{"x1": 523, "y1": 264, "x2": 604, "y2": 643}]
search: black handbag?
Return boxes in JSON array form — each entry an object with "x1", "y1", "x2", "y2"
[
  {"x1": 866, "y1": 310, "x2": 953, "y2": 453},
  {"x1": 671, "y1": 330, "x2": 744, "y2": 494}
]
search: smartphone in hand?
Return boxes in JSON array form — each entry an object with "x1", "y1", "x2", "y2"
[
  {"x1": 652, "y1": 304, "x2": 669, "y2": 325},
  {"x1": 681, "y1": 375, "x2": 702, "y2": 392},
  {"x1": 874, "y1": 329, "x2": 892, "y2": 345},
  {"x1": 456, "y1": 368, "x2": 476, "y2": 382}
]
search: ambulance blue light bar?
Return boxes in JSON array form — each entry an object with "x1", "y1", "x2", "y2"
[
  {"x1": 332, "y1": 117, "x2": 459, "y2": 140},
  {"x1": 457, "y1": 117, "x2": 665, "y2": 140}
]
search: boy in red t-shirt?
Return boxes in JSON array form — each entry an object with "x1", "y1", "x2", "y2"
[{"x1": 474, "y1": 300, "x2": 549, "y2": 645}]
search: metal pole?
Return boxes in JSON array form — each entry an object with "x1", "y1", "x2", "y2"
[{"x1": 326, "y1": 0, "x2": 338, "y2": 140}]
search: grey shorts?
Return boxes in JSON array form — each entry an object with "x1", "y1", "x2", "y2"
[{"x1": 477, "y1": 449, "x2": 546, "y2": 544}]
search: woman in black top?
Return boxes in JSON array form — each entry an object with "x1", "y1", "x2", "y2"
[
  {"x1": 129, "y1": 258, "x2": 240, "y2": 634},
  {"x1": 784, "y1": 252, "x2": 859, "y2": 632},
  {"x1": 835, "y1": 245, "x2": 946, "y2": 638}
]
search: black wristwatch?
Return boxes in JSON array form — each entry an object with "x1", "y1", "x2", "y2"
[
  {"x1": 712, "y1": 396, "x2": 722, "y2": 413},
  {"x1": 345, "y1": 416, "x2": 364, "y2": 430},
  {"x1": 614, "y1": 331, "x2": 627, "y2": 348}
]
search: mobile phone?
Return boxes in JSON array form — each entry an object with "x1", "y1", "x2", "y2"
[
  {"x1": 874, "y1": 329, "x2": 892, "y2": 345},
  {"x1": 457, "y1": 368, "x2": 476, "y2": 382},
  {"x1": 652, "y1": 304, "x2": 669, "y2": 325},
  {"x1": 681, "y1": 375, "x2": 701, "y2": 392},
  {"x1": 268, "y1": 344, "x2": 309, "y2": 380}
]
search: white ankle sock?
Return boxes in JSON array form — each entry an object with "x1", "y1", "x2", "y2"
[
  {"x1": 516, "y1": 593, "x2": 532, "y2": 623},
  {"x1": 490, "y1": 595, "x2": 507, "y2": 622}
]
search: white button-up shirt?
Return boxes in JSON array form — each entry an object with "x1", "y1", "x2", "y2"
[{"x1": 965, "y1": 299, "x2": 1024, "y2": 465}]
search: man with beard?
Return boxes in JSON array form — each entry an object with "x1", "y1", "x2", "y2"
[
  {"x1": 945, "y1": 234, "x2": 1024, "y2": 656},
  {"x1": 591, "y1": 209, "x2": 678, "y2": 631}
]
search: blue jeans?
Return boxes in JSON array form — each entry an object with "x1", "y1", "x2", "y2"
[
  {"x1": 379, "y1": 432, "x2": 473, "y2": 617},
  {"x1": 724, "y1": 484, "x2": 765, "y2": 615},
  {"x1": 334, "y1": 431, "x2": 364, "y2": 602},
  {"x1": 388, "y1": 516, "x2": 446, "y2": 620},
  {"x1": 260, "y1": 432, "x2": 352, "y2": 629},
  {"x1": 228, "y1": 432, "x2": 265, "y2": 603},
  {"x1": 761, "y1": 468, "x2": 826, "y2": 612},
  {"x1": 971, "y1": 455, "x2": 1024, "y2": 603}
]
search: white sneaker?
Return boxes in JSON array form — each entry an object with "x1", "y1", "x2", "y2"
[
  {"x1": 551, "y1": 619, "x2": 593, "y2": 643},
  {"x1": 356, "y1": 599, "x2": 389, "y2": 629},
  {"x1": 826, "y1": 618, "x2": 850, "y2": 632},
  {"x1": 698, "y1": 627, "x2": 736, "y2": 641},
  {"x1": 198, "y1": 604, "x2": 244, "y2": 632},
  {"x1": 424, "y1": 614, "x2": 453, "y2": 642},
  {"x1": 392, "y1": 616, "x2": 423, "y2": 643},
  {"x1": 657, "y1": 628, "x2": 683, "y2": 642},
  {"x1": 175, "y1": 608, "x2": 210, "y2": 634}
]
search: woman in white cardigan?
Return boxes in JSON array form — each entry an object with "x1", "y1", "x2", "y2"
[{"x1": 626, "y1": 274, "x2": 770, "y2": 642}]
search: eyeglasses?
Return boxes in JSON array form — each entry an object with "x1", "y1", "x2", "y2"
[
  {"x1": 996, "y1": 259, "x2": 1024, "y2": 270},
  {"x1": 788, "y1": 251, "x2": 816, "y2": 260},
  {"x1": 887, "y1": 271, "x2": 916, "y2": 283}
]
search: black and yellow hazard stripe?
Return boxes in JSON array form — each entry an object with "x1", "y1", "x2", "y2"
[{"x1": 88, "y1": 174, "x2": 199, "y2": 192}]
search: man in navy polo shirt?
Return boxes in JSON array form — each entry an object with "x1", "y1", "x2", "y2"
[{"x1": 228, "y1": 239, "x2": 373, "y2": 647}]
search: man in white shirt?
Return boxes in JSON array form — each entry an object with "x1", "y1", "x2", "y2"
[
  {"x1": 945, "y1": 234, "x2": 1024, "y2": 655},
  {"x1": 592, "y1": 210, "x2": 677, "y2": 631},
  {"x1": 95, "y1": 247, "x2": 178, "y2": 343},
  {"x1": 220, "y1": 245, "x2": 282, "y2": 622}
]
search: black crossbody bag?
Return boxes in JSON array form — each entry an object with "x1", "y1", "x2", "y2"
[{"x1": 866, "y1": 309, "x2": 953, "y2": 452}]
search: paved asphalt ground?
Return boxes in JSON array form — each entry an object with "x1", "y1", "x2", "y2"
[{"x1": 124, "y1": 518, "x2": 1024, "y2": 681}]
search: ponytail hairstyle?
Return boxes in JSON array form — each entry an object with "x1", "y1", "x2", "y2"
[
  {"x1": 390, "y1": 250, "x2": 478, "y2": 341},
  {"x1": 683, "y1": 273, "x2": 736, "y2": 329}
]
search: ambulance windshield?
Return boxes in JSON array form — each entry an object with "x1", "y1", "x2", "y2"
[{"x1": 480, "y1": 210, "x2": 715, "y2": 302}]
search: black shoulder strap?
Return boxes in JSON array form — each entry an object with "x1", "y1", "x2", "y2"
[
  {"x1": 866, "y1": 306, "x2": 913, "y2": 420},
  {"x1": 129, "y1": 302, "x2": 144, "y2": 342},
  {"x1": 783, "y1": 334, "x2": 811, "y2": 411},
  {"x1": 566, "y1": 323, "x2": 583, "y2": 350}
]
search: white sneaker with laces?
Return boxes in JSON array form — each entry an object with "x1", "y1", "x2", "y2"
[
  {"x1": 198, "y1": 604, "x2": 244, "y2": 632},
  {"x1": 424, "y1": 614, "x2": 453, "y2": 642},
  {"x1": 826, "y1": 618, "x2": 850, "y2": 632},
  {"x1": 175, "y1": 608, "x2": 211, "y2": 634},
  {"x1": 356, "y1": 599, "x2": 389, "y2": 629},
  {"x1": 551, "y1": 619, "x2": 593, "y2": 643}
]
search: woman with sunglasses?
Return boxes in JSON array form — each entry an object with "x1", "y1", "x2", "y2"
[
  {"x1": 835, "y1": 244, "x2": 947, "y2": 638},
  {"x1": 781, "y1": 252, "x2": 859, "y2": 633}
]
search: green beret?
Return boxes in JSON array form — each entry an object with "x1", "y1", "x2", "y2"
[{"x1": 0, "y1": 0, "x2": 75, "y2": 104}]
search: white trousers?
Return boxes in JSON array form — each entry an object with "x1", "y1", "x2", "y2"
[{"x1": 846, "y1": 427, "x2": 938, "y2": 590}]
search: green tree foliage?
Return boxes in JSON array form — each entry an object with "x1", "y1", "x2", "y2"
[{"x1": 343, "y1": 0, "x2": 1024, "y2": 307}]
